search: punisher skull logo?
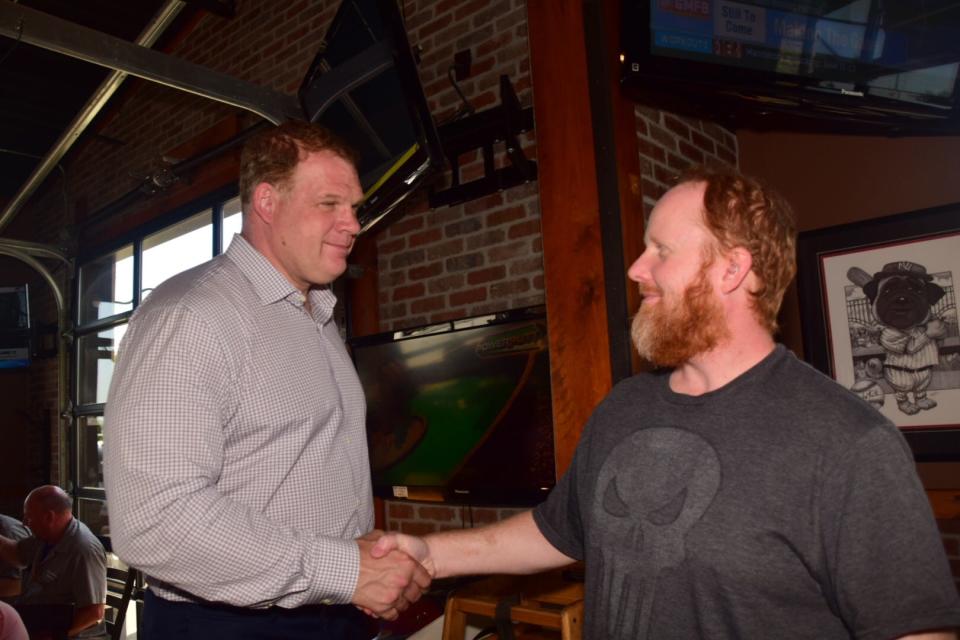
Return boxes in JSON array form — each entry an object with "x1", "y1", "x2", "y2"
[{"x1": 589, "y1": 427, "x2": 721, "y2": 639}]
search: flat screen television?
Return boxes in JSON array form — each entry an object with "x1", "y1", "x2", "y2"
[
  {"x1": 298, "y1": 0, "x2": 443, "y2": 233},
  {"x1": 621, "y1": 1, "x2": 960, "y2": 135},
  {"x1": 349, "y1": 307, "x2": 556, "y2": 506},
  {"x1": 0, "y1": 284, "x2": 30, "y2": 369}
]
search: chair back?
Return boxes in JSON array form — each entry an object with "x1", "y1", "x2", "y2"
[{"x1": 105, "y1": 565, "x2": 144, "y2": 640}]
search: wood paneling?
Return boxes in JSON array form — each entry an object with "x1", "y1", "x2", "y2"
[{"x1": 528, "y1": 0, "x2": 613, "y2": 476}]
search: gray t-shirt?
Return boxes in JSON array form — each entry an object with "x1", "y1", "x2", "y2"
[
  {"x1": 17, "y1": 518, "x2": 107, "y2": 640},
  {"x1": 534, "y1": 345, "x2": 960, "y2": 639}
]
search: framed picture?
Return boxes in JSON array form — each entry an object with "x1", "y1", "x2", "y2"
[{"x1": 796, "y1": 203, "x2": 960, "y2": 461}]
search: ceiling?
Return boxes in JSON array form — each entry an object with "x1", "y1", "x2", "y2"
[{"x1": 0, "y1": 0, "x2": 219, "y2": 216}]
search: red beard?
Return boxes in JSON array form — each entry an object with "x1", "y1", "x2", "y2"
[{"x1": 631, "y1": 263, "x2": 730, "y2": 368}]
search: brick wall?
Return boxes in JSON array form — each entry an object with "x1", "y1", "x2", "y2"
[
  {"x1": 386, "y1": 500, "x2": 525, "y2": 537},
  {"x1": 371, "y1": 0, "x2": 538, "y2": 332},
  {"x1": 633, "y1": 105, "x2": 739, "y2": 218}
]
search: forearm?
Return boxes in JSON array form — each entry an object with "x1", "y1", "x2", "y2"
[
  {"x1": 0, "y1": 535, "x2": 23, "y2": 568},
  {"x1": 896, "y1": 632, "x2": 957, "y2": 640},
  {"x1": 426, "y1": 511, "x2": 575, "y2": 579},
  {"x1": 106, "y1": 467, "x2": 359, "y2": 607},
  {"x1": 68, "y1": 604, "x2": 104, "y2": 637}
]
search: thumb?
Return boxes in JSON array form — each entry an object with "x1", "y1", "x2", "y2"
[{"x1": 370, "y1": 534, "x2": 398, "y2": 559}]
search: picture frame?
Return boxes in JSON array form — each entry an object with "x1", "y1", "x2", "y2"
[{"x1": 796, "y1": 203, "x2": 960, "y2": 461}]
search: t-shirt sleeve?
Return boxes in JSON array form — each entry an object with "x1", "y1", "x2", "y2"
[
  {"x1": 72, "y1": 542, "x2": 107, "y2": 607},
  {"x1": 533, "y1": 418, "x2": 594, "y2": 562},
  {"x1": 820, "y1": 426, "x2": 960, "y2": 639}
]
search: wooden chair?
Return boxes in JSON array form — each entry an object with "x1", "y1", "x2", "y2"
[{"x1": 441, "y1": 571, "x2": 584, "y2": 640}]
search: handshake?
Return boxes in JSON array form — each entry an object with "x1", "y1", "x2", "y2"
[{"x1": 351, "y1": 530, "x2": 433, "y2": 620}]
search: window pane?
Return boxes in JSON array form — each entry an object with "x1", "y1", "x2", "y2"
[
  {"x1": 77, "y1": 324, "x2": 127, "y2": 405},
  {"x1": 76, "y1": 498, "x2": 109, "y2": 537},
  {"x1": 78, "y1": 416, "x2": 104, "y2": 488},
  {"x1": 222, "y1": 196, "x2": 242, "y2": 252},
  {"x1": 78, "y1": 245, "x2": 134, "y2": 325},
  {"x1": 142, "y1": 210, "x2": 212, "y2": 300}
]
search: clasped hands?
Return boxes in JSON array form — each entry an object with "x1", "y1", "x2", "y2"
[{"x1": 351, "y1": 530, "x2": 431, "y2": 620}]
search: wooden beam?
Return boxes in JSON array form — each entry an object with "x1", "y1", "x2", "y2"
[{"x1": 527, "y1": 0, "x2": 613, "y2": 477}]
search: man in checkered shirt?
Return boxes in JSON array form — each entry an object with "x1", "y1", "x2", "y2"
[{"x1": 104, "y1": 121, "x2": 428, "y2": 639}]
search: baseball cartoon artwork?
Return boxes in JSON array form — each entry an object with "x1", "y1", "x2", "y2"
[{"x1": 846, "y1": 261, "x2": 953, "y2": 416}]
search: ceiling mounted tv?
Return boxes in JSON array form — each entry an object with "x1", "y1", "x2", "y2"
[
  {"x1": 298, "y1": 0, "x2": 443, "y2": 233},
  {"x1": 350, "y1": 307, "x2": 556, "y2": 506},
  {"x1": 621, "y1": 0, "x2": 960, "y2": 135}
]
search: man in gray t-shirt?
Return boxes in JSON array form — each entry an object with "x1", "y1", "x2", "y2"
[
  {"x1": 0, "y1": 486, "x2": 107, "y2": 640},
  {"x1": 366, "y1": 166, "x2": 960, "y2": 639}
]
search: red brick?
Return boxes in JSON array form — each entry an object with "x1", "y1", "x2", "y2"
[
  {"x1": 647, "y1": 123, "x2": 679, "y2": 150},
  {"x1": 489, "y1": 241, "x2": 528, "y2": 262},
  {"x1": 508, "y1": 219, "x2": 540, "y2": 239},
  {"x1": 471, "y1": 508, "x2": 501, "y2": 525},
  {"x1": 393, "y1": 283, "x2": 426, "y2": 302},
  {"x1": 409, "y1": 228, "x2": 443, "y2": 248},
  {"x1": 691, "y1": 130, "x2": 716, "y2": 155},
  {"x1": 418, "y1": 13, "x2": 455, "y2": 39},
  {"x1": 409, "y1": 262, "x2": 443, "y2": 281},
  {"x1": 510, "y1": 257, "x2": 543, "y2": 276},
  {"x1": 678, "y1": 140, "x2": 705, "y2": 165},
  {"x1": 390, "y1": 248, "x2": 426, "y2": 269},
  {"x1": 375, "y1": 232, "x2": 410, "y2": 256},
  {"x1": 486, "y1": 205, "x2": 526, "y2": 227},
  {"x1": 464, "y1": 192, "x2": 504, "y2": 215},
  {"x1": 472, "y1": 0, "x2": 512, "y2": 31},
  {"x1": 490, "y1": 278, "x2": 530, "y2": 297},
  {"x1": 428, "y1": 274, "x2": 466, "y2": 294},
  {"x1": 467, "y1": 265, "x2": 506, "y2": 285},
  {"x1": 465, "y1": 229, "x2": 506, "y2": 251},
  {"x1": 450, "y1": 287, "x2": 488, "y2": 306},
  {"x1": 663, "y1": 114, "x2": 691, "y2": 140},
  {"x1": 411, "y1": 295, "x2": 447, "y2": 314},
  {"x1": 388, "y1": 502, "x2": 415, "y2": 519},
  {"x1": 434, "y1": 21, "x2": 471, "y2": 48},
  {"x1": 477, "y1": 31, "x2": 513, "y2": 58},
  {"x1": 493, "y1": 5, "x2": 525, "y2": 31},
  {"x1": 418, "y1": 505, "x2": 458, "y2": 521},
  {"x1": 637, "y1": 138, "x2": 666, "y2": 164},
  {"x1": 666, "y1": 150, "x2": 690, "y2": 171},
  {"x1": 426, "y1": 238, "x2": 465, "y2": 260},
  {"x1": 390, "y1": 215, "x2": 425, "y2": 238}
]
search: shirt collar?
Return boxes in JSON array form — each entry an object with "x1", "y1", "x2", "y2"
[{"x1": 225, "y1": 234, "x2": 337, "y2": 323}]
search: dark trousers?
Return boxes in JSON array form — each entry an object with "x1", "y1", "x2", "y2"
[{"x1": 142, "y1": 589, "x2": 378, "y2": 640}]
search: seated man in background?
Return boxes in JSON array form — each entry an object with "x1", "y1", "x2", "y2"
[
  {"x1": 0, "y1": 486, "x2": 107, "y2": 640},
  {"x1": 0, "y1": 516, "x2": 29, "y2": 601}
]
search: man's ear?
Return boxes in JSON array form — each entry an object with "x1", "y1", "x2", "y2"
[
  {"x1": 250, "y1": 182, "x2": 278, "y2": 224},
  {"x1": 719, "y1": 247, "x2": 753, "y2": 294}
]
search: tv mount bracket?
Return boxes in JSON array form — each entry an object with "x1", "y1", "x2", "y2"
[{"x1": 428, "y1": 74, "x2": 537, "y2": 209}]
